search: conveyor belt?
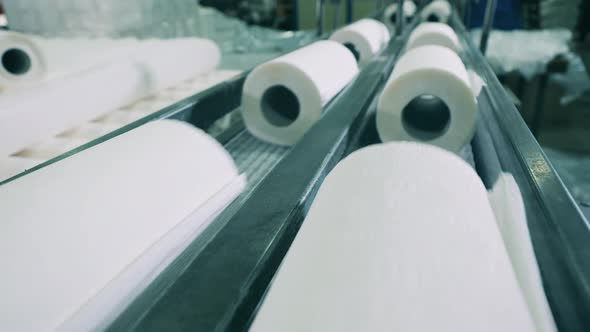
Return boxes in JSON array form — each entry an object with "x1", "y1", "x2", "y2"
[
  {"x1": 99, "y1": 13, "x2": 589, "y2": 332},
  {"x1": 108, "y1": 19, "x2": 420, "y2": 332}
]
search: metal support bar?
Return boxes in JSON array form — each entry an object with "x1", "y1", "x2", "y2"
[
  {"x1": 332, "y1": 0, "x2": 342, "y2": 29},
  {"x1": 345, "y1": 0, "x2": 353, "y2": 24},
  {"x1": 396, "y1": 0, "x2": 404, "y2": 36},
  {"x1": 479, "y1": 0, "x2": 497, "y2": 54},
  {"x1": 316, "y1": 0, "x2": 326, "y2": 36},
  {"x1": 463, "y1": 0, "x2": 472, "y2": 27}
]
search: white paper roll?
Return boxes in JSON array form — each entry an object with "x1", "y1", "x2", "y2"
[
  {"x1": 0, "y1": 38, "x2": 221, "y2": 156},
  {"x1": 0, "y1": 35, "x2": 220, "y2": 90},
  {"x1": 15, "y1": 137, "x2": 90, "y2": 160},
  {"x1": 420, "y1": 0, "x2": 453, "y2": 23},
  {"x1": 330, "y1": 19, "x2": 390, "y2": 67},
  {"x1": 377, "y1": 45, "x2": 477, "y2": 152},
  {"x1": 134, "y1": 38, "x2": 221, "y2": 92},
  {"x1": 0, "y1": 155, "x2": 45, "y2": 181},
  {"x1": 488, "y1": 174, "x2": 557, "y2": 332},
  {"x1": 250, "y1": 142, "x2": 536, "y2": 332},
  {"x1": 0, "y1": 119, "x2": 245, "y2": 332},
  {"x1": 0, "y1": 62, "x2": 148, "y2": 156},
  {"x1": 0, "y1": 32, "x2": 138, "y2": 89},
  {"x1": 59, "y1": 122, "x2": 120, "y2": 140},
  {"x1": 94, "y1": 110, "x2": 150, "y2": 126},
  {"x1": 383, "y1": 1, "x2": 417, "y2": 32},
  {"x1": 0, "y1": 32, "x2": 46, "y2": 87},
  {"x1": 406, "y1": 22, "x2": 461, "y2": 53},
  {"x1": 242, "y1": 40, "x2": 358, "y2": 145}
]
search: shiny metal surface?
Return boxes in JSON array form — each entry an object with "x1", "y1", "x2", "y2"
[
  {"x1": 396, "y1": 0, "x2": 405, "y2": 35},
  {"x1": 316, "y1": 0, "x2": 326, "y2": 36},
  {"x1": 479, "y1": 0, "x2": 497, "y2": 54},
  {"x1": 453, "y1": 14, "x2": 590, "y2": 331}
]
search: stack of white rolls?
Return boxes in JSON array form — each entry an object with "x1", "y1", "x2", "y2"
[
  {"x1": 247, "y1": 3, "x2": 556, "y2": 330},
  {"x1": 376, "y1": 4, "x2": 486, "y2": 153},
  {"x1": 420, "y1": 0, "x2": 453, "y2": 23},
  {"x1": 382, "y1": 0, "x2": 417, "y2": 32},
  {"x1": 243, "y1": 16, "x2": 398, "y2": 146}
]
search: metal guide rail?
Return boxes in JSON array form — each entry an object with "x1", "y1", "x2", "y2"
[
  {"x1": 450, "y1": 15, "x2": 590, "y2": 332},
  {"x1": 102, "y1": 14, "x2": 590, "y2": 332}
]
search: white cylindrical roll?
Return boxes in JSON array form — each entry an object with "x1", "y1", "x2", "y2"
[
  {"x1": 242, "y1": 40, "x2": 358, "y2": 145},
  {"x1": 0, "y1": 32, "x2": 46, "y2": 87},
  {"x1": 93, "y1": 110, "x2": 150, "y2": 126},
  {"x1": 420, "y1": 0, "x2": 452, "y2": 23},
  {"x1": 0, "y1": 35, "x2": 220, "y2": 90},
  {"x1": 330, "y1": 19, "x2": 390, "y2": 67},
  {"x1": 488, "y1": 174, "x2": 557, "y2": 332},
  {"x1": 0, "y1": 62, "x2": 149, "y2": 156},
  {"x1": 0, "y1": 156, "x2": 45, "y2": 181},
  {"x1": 0, "y1": 119, "x2": 245, "y2": 332},
  {"x1": 406, "y1": 22, "x2": 461, "y2": 53},
  {"x1": 250, "y1": 142, "x2": 536, "y2": 332},
  {"x1": 60, "y1": 122, "x2": 120, "y2": 140},
  {"x1": 15, "y1": 137, "x2": 91, "y2": 160},
  {"x1": 383, "y1": 1, "x2": 417, "y2": 32},
  {"x1": 134, "y1": 38, "x2": 221, "y2": 92},
  {"x1": 0, "y1": 32, "x2": 139, "y2": 89},
  {"x1": 0, "y1": 38, "x2": 221, "y2": 156},
  {"x1": 377, "y1": 45, "x2": 477, "y2": 152}
]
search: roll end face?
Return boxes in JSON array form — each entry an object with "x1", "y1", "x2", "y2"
[{"x1": 377, "y1": 67, "x2": 478, "y2": 153}]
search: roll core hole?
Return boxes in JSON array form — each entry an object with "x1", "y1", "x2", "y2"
[
  {"x1": 401, "y1": 94, "x2": 451, "y2": 140},
  {"x1": 390, "y1": 13, "x2": 410, "y2": 24},
  {"x1": 2, "y1": 48, "x2": 32, "y2": 75},
  {"x1": 261, "y1": 85, "x2": 300, "y2": 127},
  {"x1": 389, "y1": 13, "x2": 397, "y2": 25},
  {"x1": 343, "y1": 43, "x2": 360, "y2": 62},
  {"x1": 427, "y1": 14, "x2": 440, "y2": 22}
]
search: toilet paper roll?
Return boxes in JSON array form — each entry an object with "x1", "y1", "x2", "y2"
[
  {"x1": 420, "y1": 0, "x2": 452, "y2": 23},
  {"x1": 0, "y1": 32, "x2": 45, "y2": 87},
  {"x1": 242, "y1": 40, "x2": 359, "y2": 145},
  {"x1": 15, "y1": 137, "x2": 91, "y2": 160},
  {"x1": 0, "y1": 32, "x2": 139, "y2": 89},
  {"x1": 0, "y1": 38, "x2": 221, "y2": 156},
  {"x1": 488, "y1": 174, "x2": 557, "y2": 332},
  {"x1": 330, "y1": 19, "x2": 390, "y2": 67},
  {"x1": 0, "y1": 35, "x2": 220, "y2": 90},
  {"x1": 250, "y1": 142, "x2": 536, "y2": 332},
  {"x1": 0, "y1": 156, "x2": 45, "y2": 181},
  {"x1": 59, "y1": 122, "x2": 121, "y2": 140},
  {"x1": 0, "y1": 119, "x2": 245, "y2": 332},
  {"x1": 383, "y1": 1, "x2": 417, "y2": 32},
  {"x1": 135, "y1": 38, "x2": 221, "y2": 92},
  {"x1": 406, "y1": 22, "x2": 461, "y2": 53},
  {"x1": 377, "y1": 45, "x2": 477, "y2": 152},
  {"x1": 93, "y1": 110, "x2": 150, "y2": 126}
]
